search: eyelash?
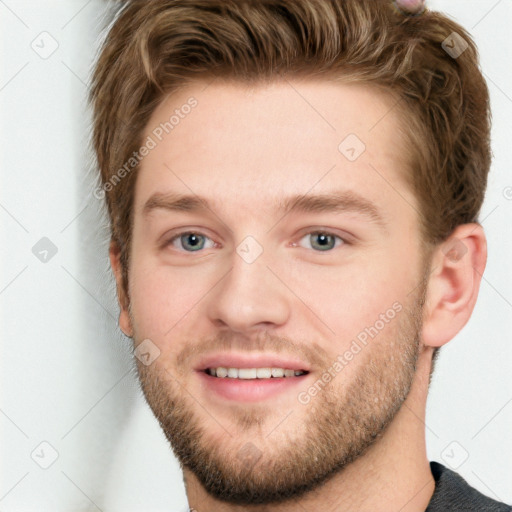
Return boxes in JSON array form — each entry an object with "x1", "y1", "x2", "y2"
[{"x1": 164, "y1": 230, "x2": 349, "y2": 253}]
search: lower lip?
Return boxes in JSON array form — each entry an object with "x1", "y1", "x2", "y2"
[{"x1": 196, "y1": 371, "x2": 309, "y2": 402}]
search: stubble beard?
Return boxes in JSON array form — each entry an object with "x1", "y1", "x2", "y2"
[{"x1": 132, "y1": 287, "x2": 425, "y2": 505}]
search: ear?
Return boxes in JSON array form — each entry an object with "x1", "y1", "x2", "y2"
[
  {"x1": 109, "y1": 240, "x2": 134, "y2": 337},
  {"x1": 421, "y1": 223, "x2": 487, "y2": 348}
]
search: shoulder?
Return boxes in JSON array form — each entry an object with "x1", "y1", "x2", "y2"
[{"x1": 426, "y1": 461, "x2": 512, "y2": 512}]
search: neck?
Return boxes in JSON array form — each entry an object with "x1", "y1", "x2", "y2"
[{"x1": 184, "y1": 346, "x2": 436, "y2": 512}]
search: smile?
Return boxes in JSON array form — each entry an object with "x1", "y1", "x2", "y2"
[{"x1": 205, "y1": 367, "x2": 308, "y2": 379}]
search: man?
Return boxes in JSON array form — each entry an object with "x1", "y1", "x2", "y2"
[{"x1": 90, "y1": 0, "x2": 511, "y2": 510}]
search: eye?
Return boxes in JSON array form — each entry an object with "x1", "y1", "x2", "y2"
[
  {"x1": 297, "y1": 231, "x2": 345, "y2": 252},
  {"x1": 167, "y1": 232, "x2": 215, "y2": 252}
]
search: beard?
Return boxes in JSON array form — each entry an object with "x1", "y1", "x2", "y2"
[{"x1": 131, "y1": 283, "x2": 426, "y2": 506}]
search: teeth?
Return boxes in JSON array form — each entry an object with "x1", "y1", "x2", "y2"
[
  {"x1": 206, "y1": 367, "x2": 306, "y2": 379},
  {"x1": 238, "y1": 368, "x2": 257, "y2": 379},
  {"x1": 256, "y1": 368, "x2": 272, "y2": 379},
  {"x1": 215, "y1": 367, "x2": 227, "y2": 378},
  {"x1": 271, "y1": 368, "x2": 284, "y2": 378}
]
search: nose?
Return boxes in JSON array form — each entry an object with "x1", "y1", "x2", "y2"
[{"x1": 206, "y1": 245, "x2": 290, "y2": 333}]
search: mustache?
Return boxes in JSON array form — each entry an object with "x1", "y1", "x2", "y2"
[{"x1": 175, "y1": 330, "x2": 331, "y2": 370}]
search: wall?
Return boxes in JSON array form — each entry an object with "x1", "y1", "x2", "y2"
[{"x1": 1, "y1": 1, "x2": 510, "y2": 510}]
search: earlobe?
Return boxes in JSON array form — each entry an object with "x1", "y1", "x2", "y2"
[
  {"x1": 421, "y1": 224, "x2": 487, "y2": 348},
  {"x1": 109, "y1": 240, "x2": 134, "y2": 337}
]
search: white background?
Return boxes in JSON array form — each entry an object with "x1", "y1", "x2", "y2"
[{"x1": 1, "y1": 1, "x2": 511, "y2": 510}]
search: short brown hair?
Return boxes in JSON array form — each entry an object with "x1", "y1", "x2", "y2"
[{"x1": 90, "y1": 0, "x2": 491, "y2": 300}]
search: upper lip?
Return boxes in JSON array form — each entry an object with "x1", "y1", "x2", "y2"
[{"x1": 195, "y1": 353, "x2": 311, "y2": 372}]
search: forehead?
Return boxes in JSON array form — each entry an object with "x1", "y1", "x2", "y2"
[{"x1": 134, "y1": 78, "x2": 417, "y2": 221}]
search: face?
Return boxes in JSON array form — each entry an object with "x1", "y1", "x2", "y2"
[{"x1": 124, "y1": 79, "x2": 429, "y2": 504}]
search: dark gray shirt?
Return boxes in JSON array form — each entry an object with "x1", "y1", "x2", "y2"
[{"x1": 426, "y1": 461, "x2": 512, "y2": 511}]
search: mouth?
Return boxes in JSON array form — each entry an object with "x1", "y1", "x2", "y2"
[
  {"x1": 194, "y1": 353, "x2": 312, "y2": 401},
  {"x1": 198, "y1": 369, "x2": 310, "y2": 402},
  {"x1": 203, "y1": 367, "x2": 309, "y2": 379}
]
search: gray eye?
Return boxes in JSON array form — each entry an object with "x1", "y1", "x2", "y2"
[
  {"x1": 182, "y1": 233, "x2": 204, "y2": 251},
  {"x1": 177, "y1": 233, "x2": 207, "y2": 251},
  {"x1": 167, "y1": 231, "x2": 216, "y2": 252},
  {"x1": 310, "y1": 233, "x2": 335, "y2": 251},
  {"x1": 298, "y1": 232, "x2": 343, "y2": 251}
]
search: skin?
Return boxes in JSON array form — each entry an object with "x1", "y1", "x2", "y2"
[
  {"x1": 110, "y1": 79, "x2": 487, "y2": 511},
  {"x1": 395, "y1": 0, "x2": 426, "y2": 14}
]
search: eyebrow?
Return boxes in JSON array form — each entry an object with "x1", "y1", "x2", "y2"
[{"x1": 142, "y1": 190, "x2": 386, "y2": 228}]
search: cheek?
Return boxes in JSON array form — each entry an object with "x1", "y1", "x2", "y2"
[
  {"x1": 128, "y1": 259, "x2": 213, "y2": 339},
  {"x1": 286, "y1": 249, "x2": 417, "y2": 342},
  {"x1": 305, "y1": 273, "x2": 404, "y2": 338}
]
